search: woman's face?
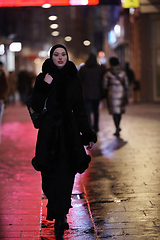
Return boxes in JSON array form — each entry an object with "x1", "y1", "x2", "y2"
[{"x1": 52, "y1": 47, "x2": 67, "y2": 69}]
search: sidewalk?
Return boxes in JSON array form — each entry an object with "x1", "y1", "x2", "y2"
[
  {"x1": 0, "y1": 102, "x2": 160, "y2": 239},
  {"x1": 0, "y1": 103, "x2": 41, "y2": 239}
]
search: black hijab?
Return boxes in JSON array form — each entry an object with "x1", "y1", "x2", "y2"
[
  {"x1": 50, "y1": 44, "x2": 69, "y2": 62},
  {"x1": 42, "y1": 44, "x2": 77, "y2": 82},
  {"x1": 42, "y1": 44, "x2": 75, "y2": 79},
  {"x1": 41, "y1": 44, "x2": 77, "y2": 113}
]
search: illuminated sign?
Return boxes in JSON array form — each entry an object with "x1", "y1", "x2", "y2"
[
  {"x1": 108, "y1": 31, "x2": 116, "y2": 45},
  {"x1": 0, "y1": 0, "x2": 98, "y2": 7},
  {"x1": 121, "y1": 0, "x2": 140, "y2": 8}
]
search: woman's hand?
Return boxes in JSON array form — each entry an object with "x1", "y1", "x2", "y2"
[
  {"x1": 86, "y1": 142, "x2": 94, "y2": 150},
  {"x1": 44, "y1": 73, "x2": 53, "y2": 84}
]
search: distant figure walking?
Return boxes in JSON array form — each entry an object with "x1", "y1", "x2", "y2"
[
  {"x1": 103, "y1": 57, "x2": 129, "y2": 137},
  {"x1": 79, "y1": 53, "x2": 105, "y2": 133},
  {"x1": 0, "y1": 62, "x2": 9, "y2": 142},
  {"x1": 125, "y1": 62, "x2": 135, "y2": 87},
  {"x1": 7, "y1": 71, "x2": 17, "y2": 104},
  {"x1": 17, "y1": 70, "x2": 33, "y2": 104}
]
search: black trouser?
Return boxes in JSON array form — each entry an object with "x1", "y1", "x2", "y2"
[
  {"x1": 85, "y1": 99, "x2": 100, "y2": 132},
  {"x1": 41, "y1": 155, "x2": 75, "y2": 220},
  {"x1": 113, "y1": 113, "x2": 121, "y2": 130}
]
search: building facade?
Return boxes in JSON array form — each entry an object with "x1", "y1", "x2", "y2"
[
  {"x1": 106, "y1": 0, "x2": 160, "y2": 103},
  {"x1": 0, "y1": 6, "x2": 104, "y2": 75}
]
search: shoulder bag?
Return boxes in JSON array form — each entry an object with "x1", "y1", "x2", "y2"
[{"x1": 25, "y1": 95, "x2": 48, "y2": 129}]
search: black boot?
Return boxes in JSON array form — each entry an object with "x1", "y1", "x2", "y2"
[
  {"x1": 114, "y1": 127, "x2": 121, "y2": 137},
  {"x1": 54, "y1": 215, "x2": 69, "y2": 233}
]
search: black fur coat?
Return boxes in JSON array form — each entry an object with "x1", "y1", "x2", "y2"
[{"x1": 31, "y1": 58, "x2": 97, "y2": 174}]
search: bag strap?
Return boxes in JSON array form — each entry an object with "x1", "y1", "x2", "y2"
[
  {"x1": 113, "y1": 73, "x2": 127, "y2": 90},
  {"x1": 43, "y1": 98, "x2": 48, "y2": 111}
]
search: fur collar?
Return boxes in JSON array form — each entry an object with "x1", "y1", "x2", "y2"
[{"x1": 42, "y1": 58, "x2": 77, "y2": 80}]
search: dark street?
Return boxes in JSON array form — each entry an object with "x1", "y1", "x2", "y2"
[{"x1": 0, "y1": 102, "x2": 160, "y2": 239}]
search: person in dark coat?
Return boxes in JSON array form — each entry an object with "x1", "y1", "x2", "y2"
[
  {"x1": 78, "y1": 53, "x2": 105, "y2": 133},
  {"x1": 0, "y1": 61, "x2": 9, "y2": 143},
  {"x1": 125, "y1": 62, "x2": 135, "y2": 87},
  {"x1": 17, "y1": 70, "x2": 33, "y2": 104},
  {"x1": 31, "y1": 44, "x2": 97, "y2": 233},
  {"x1": 125, "y1": 62, "x2": 135, "y2": 102},
  {"x1": 103, "y1": 57, "x2": 129, "y2": 137}
]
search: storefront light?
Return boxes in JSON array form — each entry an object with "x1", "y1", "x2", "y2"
[
  {"x1": 51, "y1": 31, "x2": 59, "y2": 36},
  {"x1": 122, "y1": 0, "x2": 140, "y2": 8},
  {"x1": 69, "y1": 0, "x2": 88, "y2": 5},
  {"x1": 114, "y1": 24, "x2": 121, "y2": 37},
  {"x1": 42, "y1": 3, "x2": 51, "y2": 8},
  {"x1": 108, "y1": 31, "x2": 116, "y2": 45},
  {"x1": 98, "y1": 51, "x2": 106, "y2": 65},
  {"x1": 83, "y1": 40, "x2": 91, "y2": 46},
  {"x1": 50, "y1": 24, "x2": 58, "y2": 29},
  {"x1": 48, "y1": 15, "x2": 57, "y2": 21},
  {"x1": 129, "y1": 8, "x2": 135, "y2": 15},
  {"x1": 98, "y1": 51, "x2": 105, "y2": 58},
  {"x1": 9, "y1": 42, "x2": 22, "y2": 52},
  {"x1": 0, "y1": 44, "x2": 5, "y2": 55},
  {"x1": 81, "y1": 0, "x2": 88, "y2": 4},
  {"x1": 38, "y1": 51, "x2": 48, "y2": 58},
  {"x1": 64, "y1": 36, "x2": 72, "y2": 42}
]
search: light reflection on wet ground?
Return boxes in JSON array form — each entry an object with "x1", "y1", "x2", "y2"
[{"x1": 0, "y1": 103, "x2": 160, "y2": 239}]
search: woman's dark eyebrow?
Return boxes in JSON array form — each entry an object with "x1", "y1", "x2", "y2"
[{"x1": 54, "y1": 51, "x2": 66, "y2": 54}]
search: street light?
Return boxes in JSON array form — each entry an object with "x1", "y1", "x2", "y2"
[
  {"x1": 0, "y1": 44, "x2": 5, "y2": 55},
  {"x1": 83, "y1": 40, "x2": 91, "y2": 46},
  {"x1": 114, "y1": 24, "x2": 121, "y2": 37},
  {"x1": 64, "y1": 36, "x2": 72, "y2": 42},
  {"x1": 50, "y1": 24, "x2": 58, "y2": 29},
  {"x1": 48, "y1": 15, "x2": 57, "y2": 21},
  {"x1": 38, "y1": 51, "x2": 48, "y2": 58},
  {"x1": 42, "y1": 3, "x2": 51, "y2": 8},
  {"x1": 9, "y1": 42, "x2": 22, "y2": 52},
  {"x1": 51, "y1": 31, "x2": 59, "y2": 36},
  {"x1": 69, "y1": 0, "x2": 89, "y2": 5}
]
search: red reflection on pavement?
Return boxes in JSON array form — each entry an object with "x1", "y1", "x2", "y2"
[{"x1": 0, "y1": 120, "x2": 41, "y2": 238}]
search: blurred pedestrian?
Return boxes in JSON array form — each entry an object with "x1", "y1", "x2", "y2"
[
  {"x1": 125, "y1": 62, "x2": 135, "y2": 102},
  {"x1": 31, "y1": 44, "x2": 97, "y2": 233},
  {"x1": 0, "y1": 61, "x2": 9, "y2": 142},
  {"x1": 79, "y1": 53, "x2": 105, "y2": 133},
  {"x1": 103, "y1": 57, "x2": 129, "y2": 137},
  {"x1": 133, "y1": 79, "x2": 140, "y2": 103},
  {"x1": 17, "y1": 70, "x2": 33, "y2": 104},
  {"x1": 7, "y1": 71, "x2": 17, "y2": 104},
  {"x1": 125, "y1": 62, "x2": 135, "y2": 87}
]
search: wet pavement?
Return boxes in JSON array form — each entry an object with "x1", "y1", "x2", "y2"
[{"x1": 0, "y1": 102, "x2": 160, "y2": 239}]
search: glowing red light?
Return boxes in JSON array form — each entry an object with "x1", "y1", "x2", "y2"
[
  {"x1": 98, "y1": 51, "x2": 105, "y2": 58},
  {"x1": 0, "y1": 0, "x2": 99, "y2": 7}
]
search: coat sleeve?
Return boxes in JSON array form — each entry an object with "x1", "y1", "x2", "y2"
[
  {"x1": 102, "y1": 72, "x2": 110, "y2": 99},
  {"x1": 72, "y1": 77, "x2": 97, "y2": 145},
  {"x1": 32, "y1": 73, "x2": 51, "y2": 112},
  {"x1": 103, "y1": 72, "x2": 109, "y2": 90}
]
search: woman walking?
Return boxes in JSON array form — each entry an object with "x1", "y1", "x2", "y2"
[
  {"x1": 79, "y1": 53, "x2": 105, "y2": 133},
  {"x1": 103, "y1": 57, "x2": 129, "y2": 137},
  {"x1": 31, "y1": 44, "x2": 97, "y2": 233}
]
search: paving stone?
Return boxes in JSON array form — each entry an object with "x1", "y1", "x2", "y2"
[{"x1": 0, "y1": 103, "x2": 160, "y2": 239}]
